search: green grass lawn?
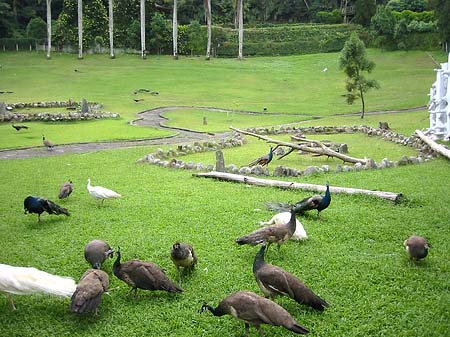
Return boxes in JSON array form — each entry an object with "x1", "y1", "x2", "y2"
[
  {"x1": 0, "y1": 50, "x2": 449, "y2": 336},
  {"x1": 0, "y1": 147, "x2": 448, "y2": 336}
]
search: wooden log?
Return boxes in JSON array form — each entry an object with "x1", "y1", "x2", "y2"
[
  {"x1": 415, "y1": 129, "x2": 450, "y2": 160},
  {"x1": 230, "y1": 126, "x2": 368, "y2": 164},
  {"x1": 193, "y1": 171, "x2": 402, "y2": 203}
]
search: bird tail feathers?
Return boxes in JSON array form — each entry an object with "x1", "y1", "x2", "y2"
[
  {"x1": 264, "y1": 201, "x2": 293, "y2": 213},
  {"x1": 289, "y1": 323, "x2": 309, "y2": 334},
  {"x1": 70, "y1": 292, "x2": 102, "y2": 313},
  {"x1": 45, "y1": 200, "x2": 70, "y2": 216},
  {"x1": 0, "y1": 264, "x2": 76, "y2": 297}
]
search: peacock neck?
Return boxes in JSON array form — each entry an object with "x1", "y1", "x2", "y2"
[{"x1": 253, "y1": 246, "x2": 266, "y2": 273}]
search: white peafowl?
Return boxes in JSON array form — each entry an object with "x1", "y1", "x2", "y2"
[
  {"x1": 87, "y1": 178, "x2": 122, "y2": 205},
  {"x1": 0, "y1": 263, "x2": 77, "y2": 310},
  {"x1": 259, "y1": 212, "x2": 308, "y2": 241}
]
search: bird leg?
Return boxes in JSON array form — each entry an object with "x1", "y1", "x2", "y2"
[
  {"x1": 38, "y1": 214, "x2": 41, "y2": 222},
  {"x1": 255, "y1": 325, "x2": 265, "y2": 337},
  {"x1": 6, "y1": 294, "x2": 16, "y2": 310},
  {"x1": 244, "y1": 323, "x2": 250, "y2": 337}
]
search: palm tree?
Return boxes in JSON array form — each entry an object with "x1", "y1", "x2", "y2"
[
  {"x1": 45, "y1": 0, "x2": 52, "y2": 59},
  {"x1": 204, "y1": 0, "x2": 211, "y2": 60},
  {"x1": 173, "y1": 0, "x2": 178, "y2": 59},
  {"x1": 140, "y1": 0, "x2": 146, "y2": 59},
  {"x1": 77, "y1": 0, "x2": 83, "y2": 59},
  {"x1": 108, "y1": 0, "x2": 114, "y2": 58},
  {"x1": 237, "y1": 0, "x2": 243, "y2": 60}
]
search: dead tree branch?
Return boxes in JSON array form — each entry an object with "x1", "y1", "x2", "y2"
[
  {"x1": 230, "y1": 126, "x2": 368, "y2": 164},
  {"x1": 193, "y1": 171, "x2": 402, "y2": 202},
  {"x1": 415, "y1": 130, "x2": 450, "y2": 160}
]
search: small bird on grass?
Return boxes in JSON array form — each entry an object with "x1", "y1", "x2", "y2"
[
  {"x1": 170, "y1": 242, "x2": 197, "y2": 281},
  {"x1": 200, "y1": 290, "x2": 309, "y2": 336},
  {"x1": 24, "y1": 195, "x2": 70, "y2": 222},
  {"x1": 133, "y1": 98, "x2": 144, "y2": 102},
  {"x1": 12, "y1": 124, "x2": 29, "y2": 131},
  {"x1": 58, "y1": 180, "x2": 73, "y2": 199},
  {"x1": 0, "y1": 263, "x2": 76, "y2": 310},
  {"x1": 42, "y1": 135, "x2": 54, "y2": 150},
  {"x1": 70, "y1": 269, "x2": 109, "y2": 315},
  {"x1": 404, "y1": 235, "x2": 431, "y2": 261},
  {"x1": 87, "y1": 178, "x2": 121, "y2": 206}
]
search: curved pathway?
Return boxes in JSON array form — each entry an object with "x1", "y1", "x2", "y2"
[{"x1": 0, "y1": 105, "x2": 426, "y2": 160}]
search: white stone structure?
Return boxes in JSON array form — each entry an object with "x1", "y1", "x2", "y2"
[{"x1": 427, "y1": 53, "x2": 450, "y2": 140}]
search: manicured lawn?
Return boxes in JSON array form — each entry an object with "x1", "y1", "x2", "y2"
[{"x1": 0, "y1": 50, "x2": 449, "y2": 336}]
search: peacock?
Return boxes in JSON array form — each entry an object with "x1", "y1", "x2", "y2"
[
  {"x1": 12, "y1": 124, "x2": 29, "y2": 131},
  {"x1": 404, "y1": 235, "x2": 431, "y2": 261},
  {"x1": 266, "y1": 182, "x2": 331, "y2": 216},
  {"x1": 87, "y1": 178, "x2": 121, "y2": 205},
  {"x1": 253, "y1": 244, "x2": 328, "y2": 311},
  {"x1": 113, "y1": 247, "x2": 183, "y2": 295},
  {"x1": 24, "y1": 195, "x2": 70, "y2": 222},
  {"x1": 259, "y1": 212, "x2": 308, "y2": 241},
  {"x1": 236, "y1": 207, "x2": 297, "y2": 251},
  {"x1": 70, "y1": 269, "x2": 109, "y2": 315},
  {"x1": 58, "y1": 180, "x2": 73, "y2": 199},
  {"x1": 42, "y1": 135, "x2": 54, "y2": 150},
  {"x1": 0, "y1": 263, "x2": 77, "y2": 310},
  {"x1": 200, "y1": 290, "x2": 309, "y2": 336},
  {"x1": 84, "y1": 240, "x2": 114, "y2": 269},
  {"x1": 248, "y1": 147, "x2": 273, "y2": 167},
  {"x1": 170, "y1": 242, "x2": 197, "y2": 281}
]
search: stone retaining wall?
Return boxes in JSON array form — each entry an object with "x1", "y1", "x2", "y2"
[{"x1": 138, "y1": 125, "x2": 438, "y2": 177}]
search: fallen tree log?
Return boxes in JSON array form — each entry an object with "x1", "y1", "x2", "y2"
[
  {"x1": 415, "y1": 129, "x2": 450, "y2": 160},
  {"x1": 230, "y1": 126, "x2": 368, "y2": 165},
  {"x1": 193, "y1": 171, "x2": 402, "y2": 203}
]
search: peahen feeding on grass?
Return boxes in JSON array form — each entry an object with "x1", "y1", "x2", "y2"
[
  {"x1": 253, "y1": 244, "x2": 329, "y2": 311},
  {"x1": 42, "y1": 135, "x2": 54, "y2": 150},
  {"x1": 170, "y1": 242, "x2": 197, "y2": 281},
  {"x1": 24, "y1": 195, "x2": 70, "y2": 222},
  {"x1": 87, "y1": 178, "x2": 121, "y2": 205},
  {"x1": 70, "y1": 269, "x2": 109, "y2": 315},
  {"x1": 404, "y1": 235, "x2": 431, "y2": 261},
  {"x1": 248, "y1": 147, "x2": 273, "y2": 167},
  {"x1": 266, "y1": 183, "x2": 331, "y2": 216},
  {"x1": 236, "y1": 207, "x2": 298, "y2": 252},
  {"x1": 259, "y1": 212, "x2": 308, "y2": 241},
  {"x1": 200, "y1": 290, "x2": 309, "y2": 336},
  {"x1": 0, "y1": 263, "x2": 77, "y2": 310},
  {"x1": 58, "y1": 180, "x2": 73, "y2": 199},
  {"x1": 113, "y1": 247, "x2": 183, "y2": 295},
  {"x1": 12, "y1": 124, "x2": 29, "y2": 131},
  {"x1": 84, "y1": 240, "x2": 114, "y2": 269}
]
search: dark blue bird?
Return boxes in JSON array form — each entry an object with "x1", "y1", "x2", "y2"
[
  {"x1": 24, "y1": 196, "x2": 70, "y2": 222},
  {"x1": 265, "y1": 183, "x2": 331, "y2": 216},
  {"x1": 249, "y1": 147, "x2": 273, "y2": 167}
]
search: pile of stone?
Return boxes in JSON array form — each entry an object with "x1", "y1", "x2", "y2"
[{"x1": 1, "y1": 111, "x2": 120, "y2": 122}]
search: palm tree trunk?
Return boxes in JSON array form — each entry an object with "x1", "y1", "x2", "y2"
[
  {"x1": 140, "y1": 0, "x2": 146, "y2": 59},
  {"x1": 46, "y1": 0, "x2": 52, "y2": 59},
  {"x1": 77, "y1": 0, "x2": 83, "y2": 59},
  {"x1": 204, "y1": 0, "x2": 212, "y2": 60},
  {"x1": 173, "y1": 0, "x2": 178, "y2": 59},
  {"x1": 108, "y1": 0, "x2": 115, "y2": 58},
  {"x1": 237, "y1": 0, "x2": 243, "y2": 60}
]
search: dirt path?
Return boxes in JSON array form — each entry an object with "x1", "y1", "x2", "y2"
[{"x1": 0, "y1": 105, "x2": 426, "y2": 160}]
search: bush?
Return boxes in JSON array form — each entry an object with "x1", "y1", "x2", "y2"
[
  {"x1": 26, "y1": 17, "x2": 47, "y2": 40},
  {"x1": 315, "y1": 10, "x2": 342, "y2": 24}
]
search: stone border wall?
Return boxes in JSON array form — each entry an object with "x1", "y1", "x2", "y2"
[
  {"x1": 0, "y1": 100, "x2": 120, "y2": 122},
  {"x1": 138, "y1": 125, "x2": 438, "y2": 177}
]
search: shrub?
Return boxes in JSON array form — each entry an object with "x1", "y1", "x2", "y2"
[{"x1": 26, "y1": 17, "x2": 47, "y2": 40}]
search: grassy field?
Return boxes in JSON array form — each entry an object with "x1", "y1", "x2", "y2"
[{"x1": 0, "y1": 50, "x2": 449, "y2": 337}]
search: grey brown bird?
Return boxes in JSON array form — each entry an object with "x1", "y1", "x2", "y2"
[
  {"x1": 58, "y1": 180, "x2": 73, "y2": 199},
  {"x1": 236, "y1": 207, "x2": 297, "y2": 251},
  {"x1": 70, "y1": 269, "x2": 109, "y2": 314},
  {"x1": 84, "y1": 240, "x2": 114, "y2": 269},
  {"x1": 248, "y1": 147, "x2": 273, "y2": 167},
  {"x1": 113, "y1": 247, "x2": 183, "y2": 295},
  {"x1": 200, "y1": 290, "x2": 309, "y2": 336},
  {"x1": 42, "y1": 135, "x2": 54, "y2": 150},
  {"x1": 253, "y1": 244, "x2": 328, "y2": 311},
  {"x1": 170, "y1": 242, "x2": 197, "y2": 280},
  {"x1": 404, "y1": 235, "x2": 431, "y2": 261}
]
